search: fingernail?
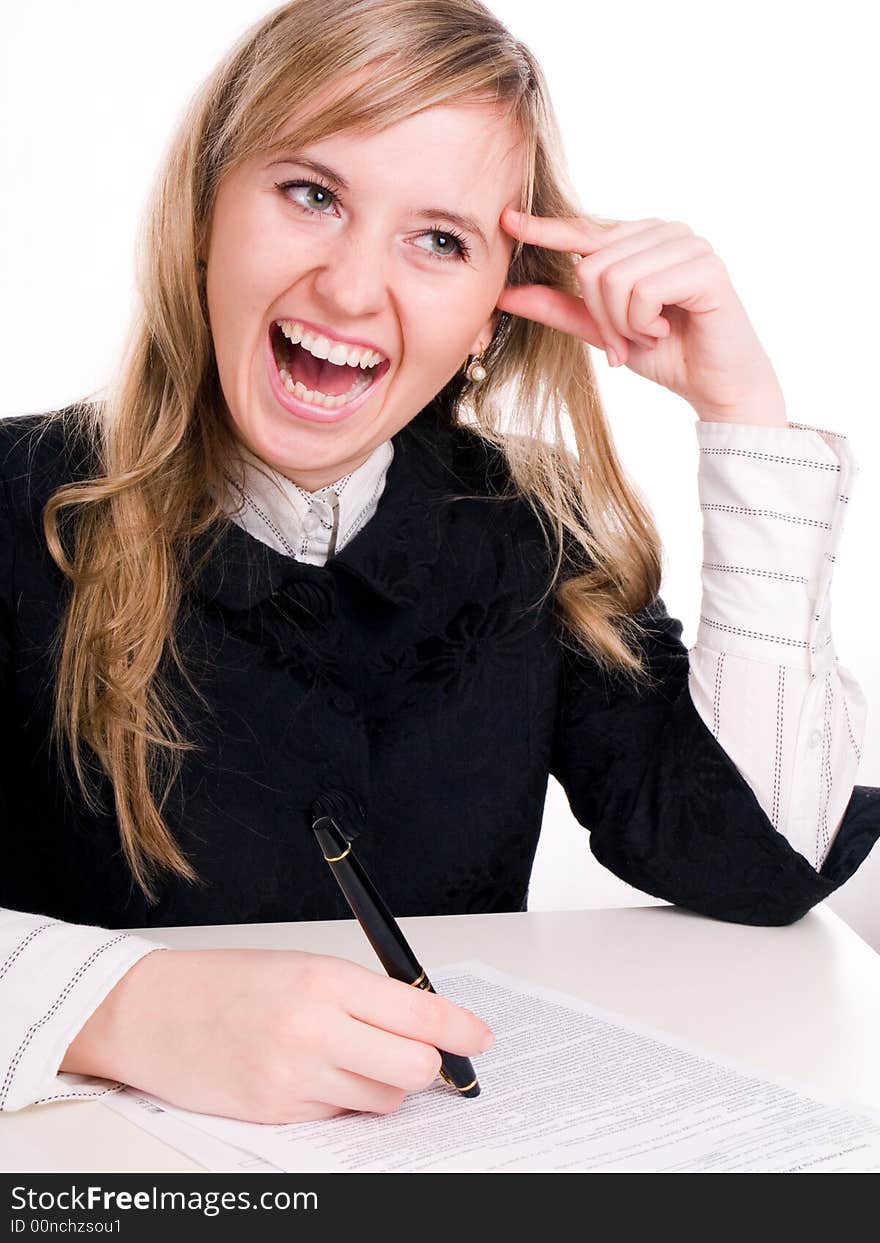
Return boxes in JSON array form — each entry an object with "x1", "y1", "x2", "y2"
[
  {"x1": 479, "y1": 1029, "x2": 495, "y2": 1052},
  {"x1": 606, "y1": 347, "x2": 619, "y2": 367}
]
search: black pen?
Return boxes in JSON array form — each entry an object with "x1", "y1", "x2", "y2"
[{"x1": 310, "y1": 791, "x2": 481, "y2": 1097}]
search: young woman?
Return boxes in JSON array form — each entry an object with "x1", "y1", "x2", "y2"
[{"x1": 1, "y1": 0, "x2": 876, "y2": 1125}]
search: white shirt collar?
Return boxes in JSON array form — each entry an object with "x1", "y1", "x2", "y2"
[{"x1": 218, "y1": 438, "x2": 394, "y2": 565}]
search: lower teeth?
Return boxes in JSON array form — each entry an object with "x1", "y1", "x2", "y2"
[{"x1": 277, "y1": 365, "x2": 374, "y2": 408}]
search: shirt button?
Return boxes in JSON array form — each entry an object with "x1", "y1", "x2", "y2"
[
  {"x1": 809, "y1": 728, "x2": 822, "y2": 748},
  {"x1": 302, "y1": 509, "x2": 321, "y2": 533}
]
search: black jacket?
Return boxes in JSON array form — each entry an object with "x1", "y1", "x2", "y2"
[{"x1": 1, "y1": 406, "x2": 877, "y2": 929}]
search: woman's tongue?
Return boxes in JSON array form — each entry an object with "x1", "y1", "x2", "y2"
[{"x1": 288, "y1": 342, "x2": 361, "y2": 396}]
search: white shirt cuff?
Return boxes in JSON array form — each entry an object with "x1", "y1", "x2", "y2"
[{"x1": 0, "y1": 908, "x2": 169, "y2": 1113}]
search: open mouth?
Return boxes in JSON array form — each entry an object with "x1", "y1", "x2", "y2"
[{"x1": 269, "y1": 321, "x2": 390, "y2": 411}]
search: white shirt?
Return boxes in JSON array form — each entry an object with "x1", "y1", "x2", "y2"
[
  {"x1": 0, "y1": 417, "x2": 865, "y2": 1113},
  {"x1": 218, "y1": 438, "x2": 394, "y2": 563}
]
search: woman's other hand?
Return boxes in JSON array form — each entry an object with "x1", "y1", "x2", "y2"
[
  {"x1": 60, "y1": 947, "x2": 494, "y2": 1123},
  {"x1": 496, "y1": 208, "x2": 788, "y2": 427}
]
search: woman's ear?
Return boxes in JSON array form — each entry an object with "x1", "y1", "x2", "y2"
[{"x1": 467, "y1": 310, "x2": 501, "y2": 357}]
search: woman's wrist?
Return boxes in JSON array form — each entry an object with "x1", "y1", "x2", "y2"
[
  {"x1": 59, "y1": 947, "x2": 174, "y2": 1079},
  {"x1": 698, "y1": 413, "x2": 789, "y2": 427},
  {"x1": 692, "y1": 385, "x2": 789, "y2": 427}
]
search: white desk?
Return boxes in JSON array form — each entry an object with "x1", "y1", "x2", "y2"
[{"x1": 1, "y1": 903, "x2": 878, "y2": 1173}]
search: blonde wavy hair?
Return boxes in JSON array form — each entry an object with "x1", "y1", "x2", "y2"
[{"x1": 42, "y1": 0, "x2": 664, "y2": 905}]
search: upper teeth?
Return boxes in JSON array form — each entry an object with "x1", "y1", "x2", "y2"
[{"x1": 277, "y1": 320, "x2": 385, "y2": 369}]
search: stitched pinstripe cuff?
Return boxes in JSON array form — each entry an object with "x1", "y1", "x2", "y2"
[{"x1": 694, "y1": 419, "x2": 858, "y2": 675}]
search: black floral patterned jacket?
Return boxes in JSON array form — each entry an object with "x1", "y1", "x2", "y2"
[{"x1": 1, "y1": 405, "x2": 877, "y2": 930}]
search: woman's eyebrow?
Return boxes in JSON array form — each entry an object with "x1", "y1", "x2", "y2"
[{"x1": 266, "y1": 152, "x2": 490, "y2": 250}]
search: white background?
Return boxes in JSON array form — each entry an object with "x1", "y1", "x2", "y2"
[{"x1": 1, "y1": 1, "x2": 877, "y2": 946}]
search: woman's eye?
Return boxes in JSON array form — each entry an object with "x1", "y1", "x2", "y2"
[
  {"x1": 414, "y1": 231, "x2": 470, "y2": 263},
  {"x1": 278, "y1": 180, "x2": 338, "y2": 214}
]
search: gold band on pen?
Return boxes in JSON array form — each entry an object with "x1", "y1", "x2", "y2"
[
  {"x1": 323, "y1": 843, "x2": 351, "y2": 863},
  {"x1": 410, "y1": 970, "x2": 426, "y2": 988},
  {"x1": 439, "y1": 1069, "x2": 478, "y2": 1093}
]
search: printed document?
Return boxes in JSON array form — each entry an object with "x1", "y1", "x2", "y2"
[{"x1": 104, "y1": 960, "x2": 880, "y2": 1172}]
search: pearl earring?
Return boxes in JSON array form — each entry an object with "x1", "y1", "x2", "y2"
[{"x1": 465, "y1": 352, "x2": 488, "y2": 383}]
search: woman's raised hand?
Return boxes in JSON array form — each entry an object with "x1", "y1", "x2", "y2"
[
  {"x1": 496, "y1": 207, "x2": 788, "y2": 426},
  {"x1": 60, "y1": 946, "x2": 494, "y2": 1123}
]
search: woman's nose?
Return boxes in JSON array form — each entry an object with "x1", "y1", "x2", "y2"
[{"x1": 310, "y1": 230, "x2": 390, "y2": 318}]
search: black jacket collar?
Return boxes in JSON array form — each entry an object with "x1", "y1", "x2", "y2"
[{"x1": 189, "y1": 403, "x2": 476, "y2": 612}]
